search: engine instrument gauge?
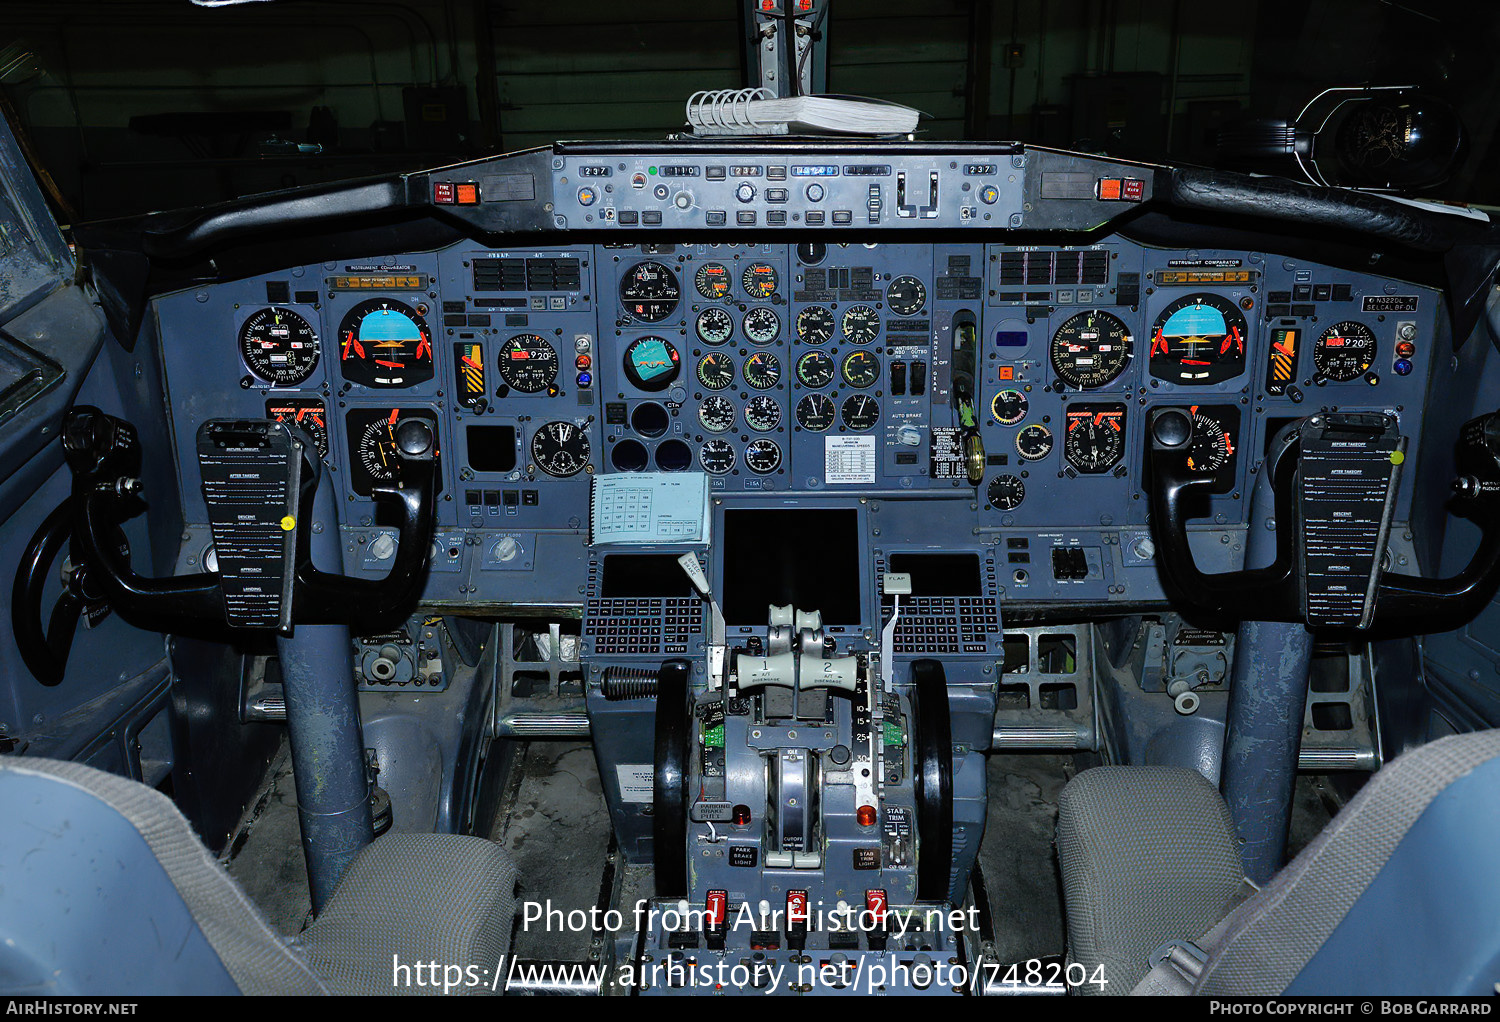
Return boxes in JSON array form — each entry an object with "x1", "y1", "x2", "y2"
[
  {"x1": 1062, "y1": 403, "x2": 1127, "y2": 473},
  {"x1": 1050, "y1": 310, "x2": 1132, "y2": 389},
  {"x1": 1149, "y1": 294, "x2": 1248, "y2": 384},
  {"x1": 1313, "y1": 322, "x2": 1378, "y2": 381},
  {"x1": 530, "y1": 420, "x2": 591, "y2": 477},
  {"x1": 987, "y1": 474, "x2": 1025, "y2": 511},
  {"x1": 744, "y1": 437, "x2": 782, "y2": 474},
  {"x1": 842, "y1": 305, "x2": 880, "y2": 345},
  {"x1": 991, "y1": 388, "x2": 1029, "y2": 425},
  {"x1": 1016, "y1": 423, "x2": 1054, "y2": 461},
  {"x1": 742, "y1": 262, "x2": 779, "y2": 299},
  {"x1": 745, "y1": 395, "x2": 782, "y2": 431},
  {"x1": 240, "y1": 307, "x2": 319, "y2": 386},
  {"x1": 622, "y1": 336, "x2": 681, "y2": 391},
  {"x1": 743, "y1": 351, "x2": 782, "y2": 390},
  {"x1": 346, "y1": 407, "x2": 439, "y2": 496},
  {"x1": 840, "y1": 394, "x2": 880, "y2": 431},
  {"x1": 696, "y1": 351, "x2": 735, "y2": 391},
  {"x1": 699, "y1": 439, "x2": 736, "y2": 474},
  {"x1": 796, "y1": 305, "x2": 835, "y2": 345},
  {"x1": 695, "y1": 307, "x2": 734, "y2": 345},
  {"x1": 338, "y1": 298, "x2": 434, "y2": 388},
  {"x1": 796, "y1": 393, "x2": 836, "y2": 431},
  {"x1": 695, "y1": 262, "x2": 732, "y2": 300},
  {"x1": 620, "y1": 261, "x2": 680, "y2": 322},
  {"x1": 886, "y1": 276, "x2": 927, "y2": 316},
  {"x1": 265, "y1": 398, "x2": 328, "y2": 456},
  {"x1": 796, "y1": 350, "x2": 836, "y2": 388},
  {"x1": 841, "y1": 350, "x2": 880, "y2": 389},
  {"x1": 743, "y1": 307, "x2": 781, "y2": 345},
  {"x1": 496, "y1": 334, "x2": 559, "y2": 393},
  {"x1": 698, "y1": 396, "x2": 736, "y2": 433}
]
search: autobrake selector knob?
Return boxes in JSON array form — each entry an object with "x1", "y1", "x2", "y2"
[{"x1": 1152, "y1": 409, "x2": 1193, "y2": 449}]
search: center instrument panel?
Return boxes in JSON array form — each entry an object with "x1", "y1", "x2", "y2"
[{"x1": 153, "y1": 146, "x2": 1441, "y2": 613}]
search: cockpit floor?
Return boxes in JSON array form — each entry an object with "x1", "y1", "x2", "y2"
[
  {"x1": 491, "y1": 741, "x2": 615, "y2": 962},
  {"x1": 223, "y1": 739, "x2": 1342, "y2": 966},
  {"x1": 225, "y1": 743, "x2": 312, "y2": 936},
  {"x1": 977, "y1": 753, "x2": 1077, "y2": 965}
]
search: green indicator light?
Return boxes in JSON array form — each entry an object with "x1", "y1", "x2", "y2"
[
  {"x1": 882, "y1": 720, "x2": 906, "y2": 747},
  {"x1": 649, "y1": 166, "x2": 658, "y2": 175},
  {"x1": 703, "y1": 724, "x2": 724, "y2": 748}
]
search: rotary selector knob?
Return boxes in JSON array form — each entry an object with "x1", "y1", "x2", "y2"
[
  {"x1": 673, "y1": 191, "x2": 693, "y2": 210},
  {"x1": 735, "y1": 182, "x2": 757, "y2": 203},
  {"x1": 492, "y1": 536, "x2": 521, "y2": 562},
  {"x1": 369, "y1": 533, "x2": 396, "y2": 560},
  {"x1": 805, "y1": 183, "x2": 825, "y2": 202}
]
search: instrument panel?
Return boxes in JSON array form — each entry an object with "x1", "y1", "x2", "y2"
[{"x1": 156, "y1": 233, "x2": 1441, "y2": 609}]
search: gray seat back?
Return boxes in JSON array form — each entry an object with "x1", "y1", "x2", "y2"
[
  {"x1": 1198, "y1": 730, "x2": 1500, "y2": 995},
  {"x1": 0, "y1": 756, "x2": 521, "y2": 996},
  {"x1": 0, "y1": 758, "x2": 327, "y2": 995}
]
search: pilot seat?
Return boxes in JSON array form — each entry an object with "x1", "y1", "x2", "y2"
[
  {"x1": 1056, "y1": 729, "x2": 1500, "y2": 995},
  {"x1": 0, "y1": 757, "x2": 519, "y2": 995}
]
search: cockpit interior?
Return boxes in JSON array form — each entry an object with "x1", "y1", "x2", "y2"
[{"x1": 3, "y1": 0, "x2": 1500, "y2": 999}]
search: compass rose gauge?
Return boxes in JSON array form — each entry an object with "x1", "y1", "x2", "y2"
[{"x1": 346, "y1": 407, "x2": 440, "y2": 495}]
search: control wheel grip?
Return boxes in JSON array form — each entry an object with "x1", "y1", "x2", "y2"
[
  {"x1": 59, "y1": 410, "x2": 443, "y2": 636},
  {"x1": 1147, "y1": 408, "x2": 1500, "y2": 630},
  {"x1": 1146, "y1": 409, "x2": 1301, "y2": 622}
]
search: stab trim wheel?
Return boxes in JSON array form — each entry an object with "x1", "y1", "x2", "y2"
[
  {"x1": 911, "y1": 658, "x2": 954, "y2": 904},
  {"x1": 653, "y1": 659, "x2": 693, "y2": 898}
]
